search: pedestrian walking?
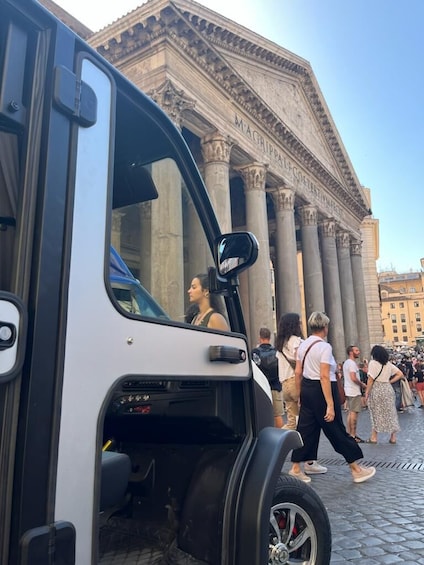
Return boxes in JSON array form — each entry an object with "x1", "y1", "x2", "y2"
[
  {"x1": 276, "y1": 312, "x2": 327, "y2": 476},
  {"x1": 365, "y1": 345, "x2": 404, "y2": 444},
  {"x1": 251, "y1": 327, "x2": 283, "y2": 428},
  {"x1": 289, "y1": 312, "x2": 376, "y2": 484},
  {"x1": 343, "y1": 345, "x2": 367, "y2": 443},
  {"x1": 275, "y1": 312, "x2": 303, "y2": 430}
]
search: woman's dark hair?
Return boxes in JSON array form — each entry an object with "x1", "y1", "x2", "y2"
[
  {"x1": 370, "y1": 345, "x2": 389, "y2": 365},
  {"x1": 185, "y1": 273, "x2": 224, "y2": 320},
  {"x1": 275, "y1": 312, "x2": 303, "y2": 352},
  {"x1": 184, "y1": 303, "x2": 199, "y2": 323}
]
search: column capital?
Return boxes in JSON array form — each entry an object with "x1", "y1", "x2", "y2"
[
  {"x1": 336, "y1": 231, "x2": 351, "y2": 248},
  {"x1": 148, "y1": 79, "x2": 195, "y2": 127},
  {"x1": 350, "y1": 239, "x2": 362, "y2": 256},
  {"x1": 201, "y1": 131, "x2": 232, "y2": 164},
  {"x1": 299, "y1": 204, "x2": 318, "y2": 227},
  {"x1": 319, "y1": 218, "x2": 336, "y2": 238},
  {"x1": 237, "y1": 162, "x2": 268, "y2": 192},
  {"x1": 274, "y1": 186, "x2": 295, "y2": 212}
]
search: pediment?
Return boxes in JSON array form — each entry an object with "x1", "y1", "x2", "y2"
[{"x1": 222, "y1": 53, "x2": 343, "y2": 182}]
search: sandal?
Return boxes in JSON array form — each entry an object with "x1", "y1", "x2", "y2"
[
  {"x1": 354, "y1": 436, "x2": 365, "y2": 443},
  {"x1": 365, "y1": 438, "x2": 377, "y2": 444},
  {"x1": 389, "y1": 439, "x2": 396, "y2": 444}
]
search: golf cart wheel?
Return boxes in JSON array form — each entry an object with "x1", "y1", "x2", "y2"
[{"x1": 269, "y1": 474, "x2": 331, "y2": 565}]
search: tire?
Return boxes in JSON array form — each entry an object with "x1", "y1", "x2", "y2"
[{"x1": 269, "y1": 474, "x2": 331, "y2": 565}]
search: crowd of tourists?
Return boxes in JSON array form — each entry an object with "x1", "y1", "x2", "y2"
[{"x1": 252, "y1": 313, "x2": 423, "y2": 486}]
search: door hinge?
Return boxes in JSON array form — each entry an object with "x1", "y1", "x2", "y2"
[{"x1": 53, "y1": 65, "x2": 97, "y2": 127}]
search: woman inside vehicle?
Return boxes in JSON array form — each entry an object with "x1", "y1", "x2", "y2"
[
  {"x1": 289, "y1": 311, "x2": 376, "y2": 484},
  {"x1": 187, "y1": 273, "x2": 229, "y2": 330}
]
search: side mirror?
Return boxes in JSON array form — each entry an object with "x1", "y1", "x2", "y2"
[{"x1": 214, "y1": 232, "x2": 259, "y2": 279}]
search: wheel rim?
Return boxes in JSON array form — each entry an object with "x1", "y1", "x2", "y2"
[{"x1": 269, "y1": 501, "x2": 318, "y2": 564}]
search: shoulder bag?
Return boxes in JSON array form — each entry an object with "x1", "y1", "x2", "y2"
[{"x1": 280, "y1": 349, "x2": 296, "y2": 370}]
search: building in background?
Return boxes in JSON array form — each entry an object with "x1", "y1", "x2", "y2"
[
  {"x1": 379, "y1": 268, "x2": 424, "y2": 348},
  {"x1": 43, "y1": 0, "x2": 381, "y2": 360}
]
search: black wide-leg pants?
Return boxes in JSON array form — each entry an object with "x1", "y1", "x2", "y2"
[{"x1": 291, "y1": 378, "x2": 363, "y2": 464}]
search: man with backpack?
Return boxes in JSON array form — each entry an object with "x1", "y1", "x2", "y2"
[{"x1": 251, "y1": 327, "x2": 283, "y2": 428}]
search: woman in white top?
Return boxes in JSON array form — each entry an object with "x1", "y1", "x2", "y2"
[
  {"x1": 275, "y1": 312, "x2": 303, "y2": 430},
  {"x1": 365, "y1": 345, "x2": 404, "y2": 444},
  {"x1": 289, "y1": 312, "x2": 376, "y2": 484}
]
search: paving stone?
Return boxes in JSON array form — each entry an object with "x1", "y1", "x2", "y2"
[{"x1": 281, "y1": 404, "x2": 424, "y2": 563}]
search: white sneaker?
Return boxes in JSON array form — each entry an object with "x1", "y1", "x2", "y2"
[
  {"x1": 304, "y1": 461, "x2": 328, "y2": 474},
  {"x1": 352, "y1": 466, "x2": 376, "y2": 483},
  {"x1": 288, "y1": 469, "x2": 312, "y2": 483}
]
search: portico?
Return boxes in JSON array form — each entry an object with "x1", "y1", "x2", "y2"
[{"x1": 86, "y1": 0, "x2": 376, "y2": 359}]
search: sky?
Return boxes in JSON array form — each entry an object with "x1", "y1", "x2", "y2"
[{"x1": 54, "y1": 0, "x2": 423, "y2": 273}]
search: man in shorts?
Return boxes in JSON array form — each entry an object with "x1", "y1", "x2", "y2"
[
  {"x1": 252, "y1": 328, "x2": 283, "y2": 428},
  {"x1": 343, "y1": 345, "x2": 367, "y2": 443}
]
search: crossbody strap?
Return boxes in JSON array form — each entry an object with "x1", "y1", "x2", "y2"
[
  {"x1": 280, "y1": 349, "x2": 296, "y2": 370},
  {"x1": 373, "y1": 365, "x2": 384, "y2": 381},
  {"x1": 301, "y1": 339, "x2": 322, "y2": 372}
]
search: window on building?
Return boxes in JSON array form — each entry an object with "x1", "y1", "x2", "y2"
[
  {"x1": 399, "y1": 302, "x2": 404, "y2": 308},
  {"x1": 416, "y1": 313, "x2": 421, "y2": 322},
  {"x1": 400, "y1": 287, "x2": 406, "y2": 293},
  {"x1": 410, "y1": 287, "x2": 416, "y2": 293},
  {"x1": 402, "y1": 325, "x2": 407, "y2": 333},
  {"x1": 401, "y1": 314, "x2": 406, "y2": 323},
  {"x1": 393, "y1": 326, "x2": 398, "y2": 333},
  {"x1": 390, "y1": 303, "x2": 395, "y2": 309},
  {"x1": 391, "y1": 314, "x2": 397, "y2": 323},
  {"x1": 394, "y1": 336, "x2": 399, "y2": 342},
  {"x1": 414, "y1": 301, "x2": 419, "y2": 308},
  {"x1": 417, "y1": 324, "x2": 422, "y2": 333},
  {"x1": 402, "y1": 336, "x2": 408, "y2": 342}
]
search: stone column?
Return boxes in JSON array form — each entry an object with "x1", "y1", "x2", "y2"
[
  {"x1": 238, "y1": 163, "x2": 274, "y2": 346},
  {"x1": 139, "y1": 202, "x2": 152, "y2": 292},
  {"x1": 201, "y1": 131, "x2": 233, "y2": 234},
  {"x1": 351, "y1": 239, "x2": 371, "y2": 360},
  {"x1": 148, "y1": 80, "x2": 195, "y2": 320},
  {"x1": 300, "y1": 205, "x2": 325, "y2": 321},
  {"x1": 336, "y1": 231, "x2": 358, "y2": 347},
  {"x1": 319, "y1": 219, "x2": 345, "y2": 362},
  {"x1": 150, "y1": 159, "x2": 184, "y2": 320},
  {"x1": 274, "y1": 187, "x2": 301, "y2": 318},
  {"x1": 111, "y1": 210, "x2": 124, "y2": 252}
]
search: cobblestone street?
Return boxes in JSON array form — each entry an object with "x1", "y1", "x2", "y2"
[{"x1": 282, "y1": 401, "x2": 424, "y2": 564}]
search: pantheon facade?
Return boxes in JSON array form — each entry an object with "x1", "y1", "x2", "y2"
[{"x1": 46, "y1": 0, "x2": 383, "y2": 361}]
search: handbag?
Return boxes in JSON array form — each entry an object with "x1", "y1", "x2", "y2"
[{"x1": 336, "y1": 373, "x2": 346, "y2": 405}]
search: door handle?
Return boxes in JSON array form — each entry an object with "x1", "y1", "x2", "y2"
[{"x1": 209, "y1": 345, "x2": 247, "y2": 364}]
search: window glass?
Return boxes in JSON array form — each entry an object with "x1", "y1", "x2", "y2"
[
  {"x1": 104, "y1": 91, "x2": 229, "y2": 328},
  {"x1": 109, "y1": 157, "x2": 228, "y2": 327}
]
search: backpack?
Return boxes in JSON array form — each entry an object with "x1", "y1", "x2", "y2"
[{"x1": 252, "y1": 345, "x2": 279, "y2": 388}]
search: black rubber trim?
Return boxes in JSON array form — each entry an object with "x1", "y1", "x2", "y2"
[{"x1": 235, "y1": 427, "x2": 302, "y2": 564}]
